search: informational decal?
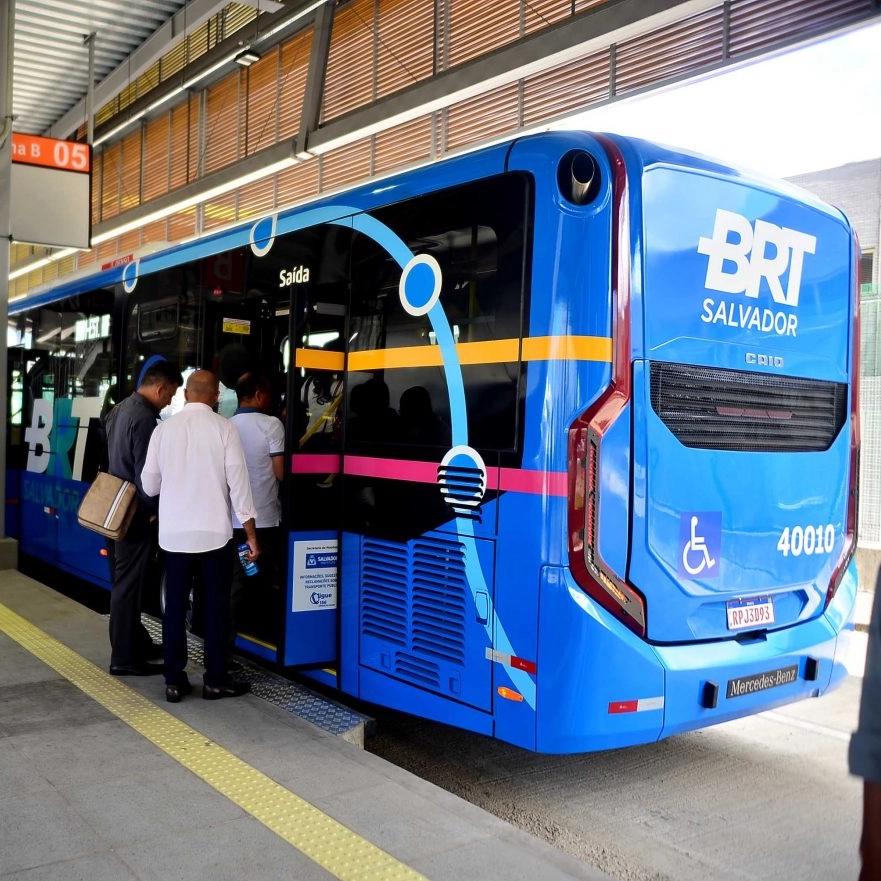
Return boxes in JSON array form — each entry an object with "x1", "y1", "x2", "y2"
[
  {"x1": 222, "y1": 317, "x2": 251, "y2": 335},
  {"x1": 292, "y1": 539, "x2": 338, "y2": 612},
  {"x1": 679, "y1": 511, "x2": 721, "y2": 578}
]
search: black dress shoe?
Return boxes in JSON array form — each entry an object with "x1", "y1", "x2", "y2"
[
  {"x1": 109, "y1": 662, "x2": 164, "y2": 676},
  {"x1": 166, "y1": 680, "x2": 193, "y2": 703},
  {"x1": 202, "y1": 679, "x2": 250, "y2": 700}
]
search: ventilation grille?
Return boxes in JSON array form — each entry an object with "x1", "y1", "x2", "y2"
[
  {"x1": 394, "y1": 652, "x2": 441, "y2": 688},
  {"x1": 362, "y1": 540, "x2": 409, "y2": 646},
  {"x1": 361, "y1": 535, "x2": 468, "y2": 668},
  {"x1": 412, "y1": 540, "x2": 467, "y2": 665},
  {"x1": 650, "y1": 362, "x2": 847, "y2": 452},
  {"x1": 436, "y1": 464, "x2": 485, "y2": 520}
]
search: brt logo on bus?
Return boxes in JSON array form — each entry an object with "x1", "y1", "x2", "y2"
[
  {"x1": 24, "y1": 396, "x2": 104, "y2": 481},
  {"x1": 697, "y1": 209, "x2": 816, "y2": 307}
]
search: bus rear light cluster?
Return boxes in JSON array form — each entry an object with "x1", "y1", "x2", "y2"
[
  {"x1": 566, "y1": 135, "x2": 646, "y2": 638},
  {"x1": 826, "y1": 242, "x2": 862, "y2": 607},
  {"x1": 585, "y1": 438, "x2": 598, "y2": 559},
  {"x1": 568, "y1": 424, "x2": 646, "y2": 638}
]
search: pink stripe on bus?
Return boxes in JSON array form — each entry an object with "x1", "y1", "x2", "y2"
[
  {"x1": 498, "y1": 468, "x2": 568, "y2": 497},
  {"x1": 290, "y1": 454, "x2": 568, "y2": 497},
  {"x1": 290, "y1": 454, "x2": 341, "y2": 474},
  {"x1": 344, "y1": 455, "x2": 438, "y2": 483}
]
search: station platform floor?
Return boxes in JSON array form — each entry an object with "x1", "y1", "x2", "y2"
[{"x1": 0, "y1": 570, "x2": 611, "y2": 881}]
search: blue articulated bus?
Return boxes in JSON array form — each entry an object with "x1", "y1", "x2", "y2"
[{"x1": 5, "y1": 130, "x2": 859, "y2": 753}]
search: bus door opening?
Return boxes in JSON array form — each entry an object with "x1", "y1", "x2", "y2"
[
  {"x1": 251, "y1": 223, "x2": 353, "y2": 669},
  {"x1": 200, "y1": 249, "x2": 293, "y2": 657}
]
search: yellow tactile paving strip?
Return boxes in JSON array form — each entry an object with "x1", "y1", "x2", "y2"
[{"x1": 0, "y1": 601, "x2": 427, "y2": 881}]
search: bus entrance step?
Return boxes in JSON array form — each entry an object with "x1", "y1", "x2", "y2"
[{"x1": 140, "y1": 615, "x2": 373, "y2": 746}]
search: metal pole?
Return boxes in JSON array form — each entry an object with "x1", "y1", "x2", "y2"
[
  {"x1": 0, "y1": 0, "x2": 16, "y2": 541},
  {"x1": 85, "y1": 32, "x2": 96, "y2": 144}
]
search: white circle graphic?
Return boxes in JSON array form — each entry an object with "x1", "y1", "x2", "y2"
[
  {"x1": 399, "y1": 253, "x2": 442, "y2": 316},
  {"x1": 250, "y1": 213, "x2": 278, "y2": 257},
  {"x1": 122, "y1": 259, "x2": 140, "y2": 293}
]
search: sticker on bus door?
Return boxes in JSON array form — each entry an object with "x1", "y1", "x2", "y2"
[{"x1": 292, "y1": 539, "x2": 338, "y2": 611}]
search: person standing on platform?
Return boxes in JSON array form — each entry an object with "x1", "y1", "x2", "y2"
[
  {"x1": 229, "y1": 373, "x2": 285, "y2": 645},
  {"x1": 850, "y1": 576, "x2": 881, "y2": 881},
  {"x1": 141, "y1": 369, "x2": 259, "y2": 703},
  {"x1": 104, "y1": 358, "x2": 182, "y2": 676}
]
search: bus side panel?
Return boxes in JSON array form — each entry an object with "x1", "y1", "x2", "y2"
[
  {"x1": 5, "y1": 468, "x2": 20, "y2": 539},
  {"x1": 284, "y1": 530, "x2": 338, "y2": 666},
  {"x1": 19, "y1": 471, "x2": 58, "y2": 563},
  {"x1": 494, "y1": 491, "x2": 548, "y2": 751},
  {"x1": 348, "y1": 527, "x2": 496, "y2": 714},
  {"x1": 56, "y1": 476, "x2": 111, "y2": 586},
  {"x1": 536, "y1": 566, "x2": 665, "y2": 754},
  {"x1": 19, "y1": 471, "x2": 110, "y2": 585},
  {"x1": 341, "y1": 529, "x2": 496, "y2": 739},
  {"x1": 357, "y1": 665, "x2": 495, "y2": 738}
]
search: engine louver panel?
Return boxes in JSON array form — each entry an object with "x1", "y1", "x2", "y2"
[
  {"x1": 361, "y1": 541, "x2": 409, "y2": 646},
  {"x1": 650, "y1": 362, "x2": 847, "y2": 452},
  {"x1": 361, "y1": 535, "x2": 468, "y2": 681}
]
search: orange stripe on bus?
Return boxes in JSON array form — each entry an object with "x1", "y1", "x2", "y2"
[
  {"x1": 350, "y1": 346, "x2": 444, "y2": 371},
  {"x1": 294, "y1": 335, "x2": 612, "y2": 372},
  {"x1": 521, "y1": 335, "x2": 612, "y2": 362},
  {"x1": 295, "y1": 349, "x2": 345, "y2": 371}
]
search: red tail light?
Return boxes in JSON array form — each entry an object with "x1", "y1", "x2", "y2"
[
  {"x1": 826, "y1": 239, "x2": 861, "y2": 606},
  {"x1": 569, "y1": 423, "x2": 645, "y2": 637},
  {"x1": 567, "y1": 136, "x2": 646, "y2": 638}
]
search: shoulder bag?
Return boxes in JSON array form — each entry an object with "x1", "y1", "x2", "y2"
[{"x1": 77, "y1": 471, "x2": 139, "y2": 540}]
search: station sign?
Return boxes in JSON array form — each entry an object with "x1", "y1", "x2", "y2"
[
  {"x1": 11, "y1": 133, "x2": 92, "y2": 174},
  {"x1": 9, "y1": 133, "x2": 92, "y2": 250}
]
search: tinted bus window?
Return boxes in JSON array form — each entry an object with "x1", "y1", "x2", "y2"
[{"x1": 348, "y1": 173, "x2": 531, "y2": 456}]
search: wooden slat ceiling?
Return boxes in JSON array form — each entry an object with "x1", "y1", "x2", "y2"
[{"x1": 11, "y1": 0, "x2": 193, "y2": 135}]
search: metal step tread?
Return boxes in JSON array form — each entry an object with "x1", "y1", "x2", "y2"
[{"x1": 140, "y1": 615, "x2": 372, "y2": 745}]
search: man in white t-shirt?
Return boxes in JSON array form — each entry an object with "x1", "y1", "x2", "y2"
[{"x1": 229, "y1": 373, "x2": 285, "y2": 644}]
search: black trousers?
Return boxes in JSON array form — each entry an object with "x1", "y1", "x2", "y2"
[
  {"x1": 163, "y1": 542, "x2": 233, "y2": 687},
  {"x1": 107, "y1": 518, "x2": 158, "y2": 667},
  {"x1": 230, "y1": 525, "x2": 281, "y2": 646}
]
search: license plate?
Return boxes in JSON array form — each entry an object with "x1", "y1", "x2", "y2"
[{"x1": 726, "y1": 596, "x2": 775, "y2": 630}]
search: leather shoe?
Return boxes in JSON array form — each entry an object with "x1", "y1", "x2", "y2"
[
  {"x1": 109, "y1": 662, "x2": 163, "y2": 676},
  {"x1": 166, "y1": 680, "x2": 193, "y2": 703},
  {"x1": 202, "y1": 679, "x2": 250, "y2": 700}
]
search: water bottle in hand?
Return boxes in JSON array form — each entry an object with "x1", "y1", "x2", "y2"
[{"x1": 237, "y1": 543, "x2": 258, "y2": 577}]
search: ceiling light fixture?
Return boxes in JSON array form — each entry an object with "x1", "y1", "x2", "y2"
[{"x1": 234, "y1": 49, "x2": 262, "y2": 67}]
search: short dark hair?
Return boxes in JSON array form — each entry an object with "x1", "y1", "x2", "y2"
[
  {"x1": 139, "y1": 360, "x2": 183, "y2": 389},
  {"x1": 235, "y1": 371, "x2": 270, "y2": 403}
]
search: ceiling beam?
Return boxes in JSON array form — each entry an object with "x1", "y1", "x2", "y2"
[{"x1": 45, "y1": 0, "x2": 228, "y2": 140}]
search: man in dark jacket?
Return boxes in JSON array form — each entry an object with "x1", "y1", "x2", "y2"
[{"x1": 104, "y1": 358, "x2": 182, "y2": 675}]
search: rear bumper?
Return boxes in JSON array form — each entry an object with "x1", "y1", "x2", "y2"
[
  {"x1": 657, "y1": 560, "x2": 856, "y2": 740},
  {"x1": 535, "y1": 562, "x2": 857, "y2": 753}
]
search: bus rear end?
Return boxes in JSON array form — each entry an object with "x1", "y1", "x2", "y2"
[{"x1": 561, "y1": 136, "x2": 859, "y2": 752}]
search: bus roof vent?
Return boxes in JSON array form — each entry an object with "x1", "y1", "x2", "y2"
[{"x1": 650, "y1": 362, "x2": 847, "y2": 452}]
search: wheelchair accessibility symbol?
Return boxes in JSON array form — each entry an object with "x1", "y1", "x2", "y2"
[{"x1": 679, "y1": 512, "x2": 721, "y2": 578}]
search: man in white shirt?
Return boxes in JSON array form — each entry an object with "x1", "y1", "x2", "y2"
[
  {"x1": 229, "y1": 372, "x2": 285, "y2": 643},
  {"x1": 141, "y1": 370, "x2": 259, "y2": 703}
]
